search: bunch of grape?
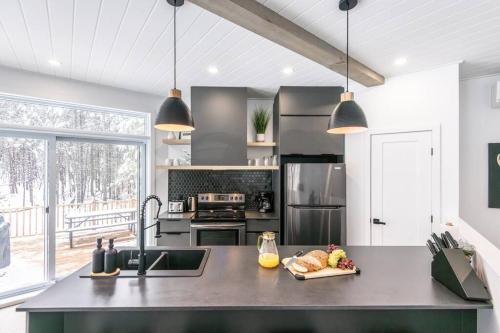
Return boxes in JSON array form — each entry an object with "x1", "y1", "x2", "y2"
[
  {"x1": 326, "y1": 243, "x2": 340, "y2": 254},
  {"x1": 337, "y1": 258, "x2": 355, "y2": 270}
]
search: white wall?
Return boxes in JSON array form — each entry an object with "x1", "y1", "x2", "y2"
[
  {"x1": 346, "y1": 64, "x2": 460, "y2": 245},
  {"x1": 460, "y1": 74, "x2": 500, "y2": 248},
  {"x1": 0, "y1": 65, "x2": 163, "y2": 112}
]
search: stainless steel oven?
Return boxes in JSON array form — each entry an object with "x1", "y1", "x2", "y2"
[
  {"x1": 190, "y1": 222, "x2": 246, "y2": 246},
  {"x1": 190, "y1": 193, "x2": 247, "y2": 246}
]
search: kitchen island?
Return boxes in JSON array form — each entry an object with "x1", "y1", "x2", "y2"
[{"x1": 18, "y1": 246, "x2": 491, "y2": 333}]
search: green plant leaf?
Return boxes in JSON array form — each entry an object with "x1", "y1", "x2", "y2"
[{"x1": 252, "y1": 106, "x2": 271, "y2": 134}]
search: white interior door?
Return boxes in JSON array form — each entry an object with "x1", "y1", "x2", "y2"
[{"x1": 371, "y1": 131, "x2": 433, "y2": 246}]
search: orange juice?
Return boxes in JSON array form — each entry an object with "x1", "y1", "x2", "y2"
[{"x1": 258, "y1": 253, "x2": 280, "y2": 268}]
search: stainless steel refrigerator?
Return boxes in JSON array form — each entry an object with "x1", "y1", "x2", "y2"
[{"x1": 284, "y1": 163, "x2": 346, "y2": 245}]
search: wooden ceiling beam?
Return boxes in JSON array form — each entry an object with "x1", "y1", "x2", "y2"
[{"x1": 189, "y1": 0, "x2": 385, "y2": 87}]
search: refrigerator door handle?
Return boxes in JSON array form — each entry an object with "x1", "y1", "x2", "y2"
[{"x1": 288, "y1": 205, "x2": 343, "y2": 210}]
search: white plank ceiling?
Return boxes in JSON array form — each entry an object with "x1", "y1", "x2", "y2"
[{"x1": 0, "y1": 0, "x2": 499, "y2": 97}]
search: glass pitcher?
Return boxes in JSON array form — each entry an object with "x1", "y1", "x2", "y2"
[{"x1": 257, "y1": 231, "x2": 279, "y2": 268}]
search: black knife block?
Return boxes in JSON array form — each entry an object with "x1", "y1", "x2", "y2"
[{"x1": 431, "y1": 248, "x2": 490, "y2": 301}]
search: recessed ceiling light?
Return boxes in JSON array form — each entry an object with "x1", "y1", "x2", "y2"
[
  {"x1": 394, "y1": 57, "x2": 407, "y2": 66},
  {"x1": 282, "y1": 67, "x2": 294, "y2": 75},
  {"x1": 48, "y1": 59, "x2": 61, "y2": 67},
  {"x1": 207, "y1": 66, "x2": 218, "y2": 74}
]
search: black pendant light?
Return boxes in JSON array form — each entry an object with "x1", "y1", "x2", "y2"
[
  {"x1": 327, "y1": 0, "x2": 368, "y2": 134},
  {"x1": 155, "y1": 0, "x2": 194, "y2": 132}
]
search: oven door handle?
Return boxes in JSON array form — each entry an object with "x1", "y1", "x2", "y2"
[{"x1": 191, "y1": 223, "x2": 245, "y2": 229}]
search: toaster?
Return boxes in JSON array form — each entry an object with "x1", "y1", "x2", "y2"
[{"x1": 168, "y1": 200, "x2": 185, "y2": 213}]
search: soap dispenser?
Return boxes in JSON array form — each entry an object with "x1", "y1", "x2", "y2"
[
  {"x1": 92, "y1": 238, "x2": 105, "y2": 273},
  {"x1": 104, "y1": 238, "x2": 118, "y2": 274}
]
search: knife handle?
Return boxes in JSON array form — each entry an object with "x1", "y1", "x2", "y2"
[
  {"x1": 431, "y1": 233, "x2": 443, "y2": 251},
  {"x1": 293, "y1": 250, "x2": 304, "y2": 257},
  {"x1": 426, "y1": 240, "x2": 437, "y2": 256},
  {"x1": 444, "y1": 231, "x2": 459, "y2": 249},
  {"x1": 441, "y1": 233, "x2": 450, "y2": 248}
]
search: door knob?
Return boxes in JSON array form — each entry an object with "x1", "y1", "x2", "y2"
[{"x1": 373, "y1": 218, "x2": 386, "y2": 225}]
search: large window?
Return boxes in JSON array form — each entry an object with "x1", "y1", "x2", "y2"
[
  {"x1": 0, "y1": 94, "x2": 149, "y2": 298},
  {"x1": 0, "y1": 96, "x2": 147, "y2": 136}
]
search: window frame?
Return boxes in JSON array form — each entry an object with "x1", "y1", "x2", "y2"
[
  {"x1": 0, "y1": 92, "x2": 151, "y2": 139},
  {"x1": 0, "y1": 93, "x2": 152, "y2": 299}
]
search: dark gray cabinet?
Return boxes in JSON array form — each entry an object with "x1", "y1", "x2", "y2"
[
  {"x1": 191, "y1": 87, "x2": 247, "y2": 166},
  {"x1": 274, "y1": 86, "x2": 345, "y2": 155},
  {"x1": 158, "y1": 219, "x2": 191, "y2": 246},
  {"x1": 246, "y1": 219, "x2": 280, "y2": 246},
  {"x1": 246, "y1": 219, "x2": 280, "y2": 232},
  {"x1": 157, "y1": 232, "x2": 190, "y2": 247},
  {"x1": 277, "y1": 86, "x2": 344, "y2": 116},
  {"x1": 279, "y1": 116, "x2": 344, "y2": 155},
  {"x1": 159, "y1": 220, "x2": 190, "y2": 233}
]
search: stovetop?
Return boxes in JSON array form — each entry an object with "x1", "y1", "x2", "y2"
[
  {"x1": 192, "y1": 209, "x2": 246, "y2": 222},
  {"x1": 192, "y1": 193, "x2": 246, "y2": 223}
]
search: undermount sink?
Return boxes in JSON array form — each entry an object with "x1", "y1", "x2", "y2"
[{"x1": 80, "y1": 247, "x2": 210, "y2": 278}]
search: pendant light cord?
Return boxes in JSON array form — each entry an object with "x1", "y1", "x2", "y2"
[
  {"x1": 174, "y1": 3, "x2": 177, "y2": 89},
  {"x1": 346, "y1": 4, "x2": 349, "y2": 92}
]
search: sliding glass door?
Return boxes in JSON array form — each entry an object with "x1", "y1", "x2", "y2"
[
  {"x1": 55, "y1": 139, "x2": 142, "y2": 278},
  {"x1": 0, "y1": 93, "x2": 150, "y2": 298},
  {"x1": 0, "y1": 136, "x2": 146, "y2": 292},
  {"x1": 0, "y1": 136, "x2": 49, "y2": 297}
]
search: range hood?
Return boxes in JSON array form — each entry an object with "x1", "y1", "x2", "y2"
[{"x1": 190, "y1": 87, "x2": 248, "y2": 166}]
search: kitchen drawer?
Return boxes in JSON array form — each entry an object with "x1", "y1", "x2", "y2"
[
  {"x1": 246, "y1": 219, "x2": 279, "y2": 232},
  {"x1": 157, "y1": 232, "x2": 190, "y2": 247},
  {"x1": 246, "y1": 232, "x2": 280, "y2": 246},
  {"x1": 159, "y1": 220, "x2": 190, "y2": 233}
]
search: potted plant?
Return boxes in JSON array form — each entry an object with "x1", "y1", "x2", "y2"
[{"x1": 252, "y1": 106, "x2": 271, "y2": 142}]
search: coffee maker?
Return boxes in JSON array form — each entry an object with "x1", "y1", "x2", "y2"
[{"x1": 256, "y1": 191, "x2": 274, "y2": 213}]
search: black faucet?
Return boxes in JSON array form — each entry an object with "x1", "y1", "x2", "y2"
[{"x1": 138, "y1": 195, "x2": 163, "y2": 276}]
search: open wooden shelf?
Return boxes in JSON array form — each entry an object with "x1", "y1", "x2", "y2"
[
  {"x1": 156, "y1": 165, "x2": 279, "y2": 171},
  {"x1": 247, "y1": 141, "x2": 276, "y2": 147},
  {"x1": 163, "y1": 139, "x2": 276, "y2": 147}
]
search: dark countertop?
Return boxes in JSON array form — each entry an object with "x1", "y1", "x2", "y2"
[
  {"x1": 245, "y1": 210, "x2": 279, "y2": 220},
  {"x1": 158, "y1": 211, "x2": 278, "y2": 220},
  {"x1": 157, "y1": 212, "x2": 195, "y2": 220},
  {"x1": 18, "y1": 246, "x2": 491, "y2": 312}
]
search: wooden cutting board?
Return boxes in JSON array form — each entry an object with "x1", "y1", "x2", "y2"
[
  {"x1": 90, "y1": 268, "x2": 120, "y2": 278},
  {"x1": 281, "y1": 258, "x2": 360, "y2": 280}
]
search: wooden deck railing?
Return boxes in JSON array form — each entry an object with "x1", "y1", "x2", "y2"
[{"x1": 0, "y1": 199, "x2": 138, "y2": 238}]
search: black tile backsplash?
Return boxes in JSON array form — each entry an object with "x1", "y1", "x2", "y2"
[{"x1": 168, "y1": 170, "x2": 272, "y2": 209}]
